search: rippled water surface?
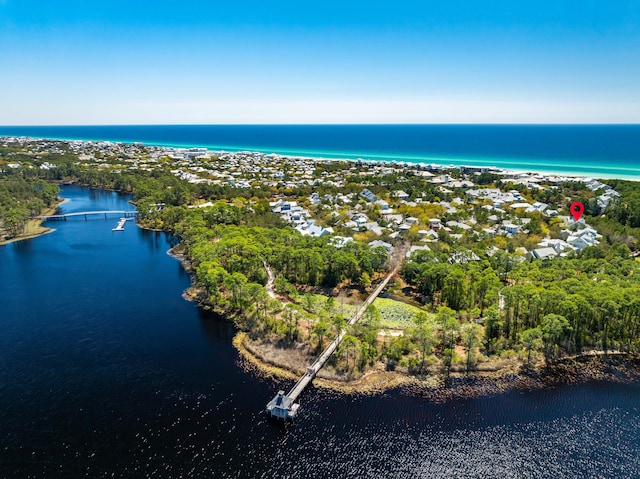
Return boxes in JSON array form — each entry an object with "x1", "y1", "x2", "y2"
[{"x1": 1, "y1": 185, "x2": 639, "y2": 478}]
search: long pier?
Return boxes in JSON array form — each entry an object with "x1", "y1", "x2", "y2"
[
  {"x1": 266, "y1": 266, "x2": 399, "y2": 419},
  {"x1": 36, "y1": 210, "x2": 139, "y2": 221}
]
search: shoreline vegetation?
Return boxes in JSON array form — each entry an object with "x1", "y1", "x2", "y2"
[
  {"x1": 0, "y1": 196, "x2": 63, "y2": 246},
  {"x1": 3, "y1": 136, "x2": 640, "y2": 400},
  {"x1": 235, "y1": 329, "x2": 640, "y2": 399}
]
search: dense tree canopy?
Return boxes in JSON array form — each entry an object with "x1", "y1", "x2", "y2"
[{"x1": 0, "y1": 176, "x2": 59, "y2": 239}]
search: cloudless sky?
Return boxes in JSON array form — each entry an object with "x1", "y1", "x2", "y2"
[{"x1": 1, "y1": 0, "x2": 639, "y2": 124}]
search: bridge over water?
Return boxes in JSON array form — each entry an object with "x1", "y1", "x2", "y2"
[
  {"x1": 36, "y1": 210, "x2": 139, "y2": 221},
  {"x1": 266, "y1": 264, "x2": 400, "y2": 419}
]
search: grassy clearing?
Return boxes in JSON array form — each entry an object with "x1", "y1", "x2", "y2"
[
  {"x1": 293, "y1": 290, "x2": 429, "y2": 330},
  {"x1": 372, "y1": 297, "x2": 430, "y2": 329},
  {"x1": 292, "y1": 291, "x2": 358, "y2": 317}
]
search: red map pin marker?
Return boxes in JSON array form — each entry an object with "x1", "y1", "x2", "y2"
[{"x1": 570, "y1": 201, "x2": 584, "y2": 221}]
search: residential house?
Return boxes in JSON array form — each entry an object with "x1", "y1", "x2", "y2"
[
  {"x1": 527, "y1": 247, "x2": 557, "y2": 260},
  {"x1": 395, "y1": 190, "x2": 410, "y2": 201},
  {"x1": 406, "y1": 245, "x2": 431, "y2": 258},
  {"x1": 368, "y1": 240, "x2": 394, "y2": 254},
  {"x1": 360, "y1": 188, "x2": 378, "y2": 202}
]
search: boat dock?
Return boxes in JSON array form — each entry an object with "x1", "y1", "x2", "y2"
[
  {"x1": 266, "y1": 265, "x2": 399, "y2": 419},
  {"x1": 112, "y1": 217, "x2": 132, "y2": 231}
]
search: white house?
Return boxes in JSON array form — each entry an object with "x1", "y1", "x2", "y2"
[
  {"x1": 395, "y1": 190, "x2": 410, "y2": 201},
  {"x1": 429, "y1": 218, "x2": 442, "y2": 231},
  {"x1": 406, "y1": 245, "x2": 431, "y2": 258},
  {"x1": 527, "y1": 247, "x2": 557, "y2": 260},
  {"x1": 502, "y1": 221, "x2": 520, "y2": 235},
  {"x1": 295, "y1": 221, "x2": 331, "y2": 237},
  {"x1": 360, "y1": 188, "x2": 378, "y2": 202},
  {"x1": 368, "y1": 240, "x2": 394, "y2": 253}
]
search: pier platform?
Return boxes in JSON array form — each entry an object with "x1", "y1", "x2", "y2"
[
  {"x1": 112, "y1": 217, "x2": 131, "y2": 231},
  {"x1": 266, "y1": 265, "x2": 398, "y2": 419}
]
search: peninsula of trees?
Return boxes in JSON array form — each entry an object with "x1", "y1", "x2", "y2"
[{"x1": 2, "y1": 136, "x2": 640, "y2": 386}]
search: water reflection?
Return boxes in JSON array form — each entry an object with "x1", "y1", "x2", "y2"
[
  {"x1": 198, "y1": 309, "x2": 235, "y2": 344},
  {"x1": 11, "y1": 237, "x2": 34, "y2": 254}
]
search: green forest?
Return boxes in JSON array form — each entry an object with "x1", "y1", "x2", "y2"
[
  {"x1": 0, "y1": 176, "x2": 59, "y2": 239},
  {"x1": 401, "y1": 248, "x2": 640, "y2": 365}
]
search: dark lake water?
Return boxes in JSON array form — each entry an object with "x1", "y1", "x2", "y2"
[{"x1": 1, "y1": 185, "x2": 640, "y2": 478}]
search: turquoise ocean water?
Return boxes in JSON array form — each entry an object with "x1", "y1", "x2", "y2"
[{"x1": 0, "y1": 125, "x2": 638, "y2": 179}]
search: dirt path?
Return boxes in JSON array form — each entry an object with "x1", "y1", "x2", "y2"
[{"x1": 264, "y1": 262, "x2": 276, "y2": 299}]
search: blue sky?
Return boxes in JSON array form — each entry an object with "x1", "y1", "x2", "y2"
[{"x1": 1, "y1": 0, "x2": 639, "y2": 124}]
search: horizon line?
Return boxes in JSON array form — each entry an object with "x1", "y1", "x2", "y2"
[{"x1": 1, "y1": 122, "x2": 640, "y2": 128}]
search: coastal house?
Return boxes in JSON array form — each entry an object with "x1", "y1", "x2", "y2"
[
  {"x1": 466, "y1": 188, "x2": 501, "y2": 201},
  {"x1": 448, "y1": 250, "x2": 481, "y2": 264},
  {"x1": 368, "y1": 240, "x2": 394, "y2": 254},
  {"x1": 566, "y1": 233, "x2": 599, "y2": 252},
  {"x1": 360, "y1": 188, "x2": 378, "y2": 203},
  {"x1": 430, "y1": 174, "x2": 451, "y2": 185},
  {"x1": 438, "y1": 186, "x2": 454, "y2": 196},
  {"x1": 537, "y1": 238, "x2": 572, "y2": 254},
  {"x1": 527, "y1": 247, "x2": 557, "y2": 260},
  {"x1": 509, "y1": 202, "x2": 532, "y2": 210},
  {"x1": 309, "y1": 192, "x2": 321, "y2": 205},
  {"x1": 531, "y1": 201, "x2": 549, "y2": 213},
  {"x1": 406, "y1": 245, "x2": 431, "y2": 258},
  {"x1": 596, "y1": 190, "x2": 620, "y2": 212},
  {"x1": 501, "y1": 221, "x2": 520, "y2": 235},
  {"x1": 398, "y1": 223, "x2": 412, "y2": 234},
  {"x1": 295, "y1": 221, "x2": 331, "y2": 238},
  {"x1": 461, "y1": 166, "x2": 492, "y2": 174},
  {"x1": 376, "y1": 200, "x2": 390, "y2": 212},
  {"x1": 336, "y1": 193, "x2": 351, "y2": 204},
  {"x1": 448, "y1": 179, "x2": 475, "y2": 188},
  {"x1": 395, "y1": 190, "x2": 410, "y2": 201},
  {"x1": 383, "y1": 214, "x2": 404, "y2": 225},
  {"x1": 344, "y1": 220, "x2": 358, "y2": 229},
  {"x1": 364, "y1": 222, "x2": 385, "y2": 236},
  {"x1": 445, "y1": 220, "x2": 472, "y2": 231},
  {"x1": 562, "y1": 223, "x2": 601, "y2": 240},
  {"x1": 351, "y1": 213, "x2": 369, "y2": 228},
  {"x1": 280, "y1": 201, "x2": 292, "y2": 212},
  {"x1": 330, "y1": 236, "x2": 354, "y2": 248},
  {"x1": 422, "y1": 229, "x2": 439, "y2": 240}
]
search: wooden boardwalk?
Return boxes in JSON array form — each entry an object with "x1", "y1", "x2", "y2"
[{"x1": 266, "y1": 265, "x2": 399, "y2": 419}]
